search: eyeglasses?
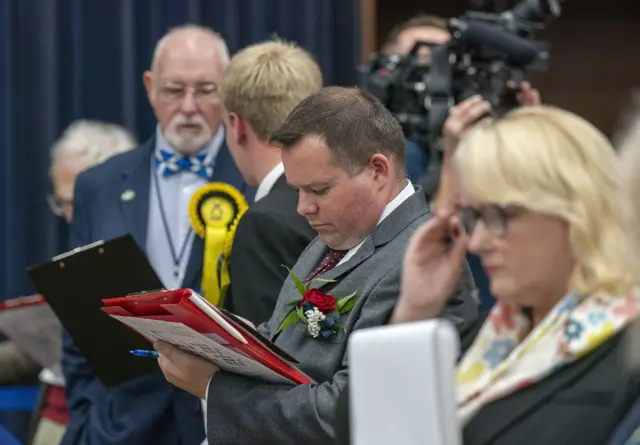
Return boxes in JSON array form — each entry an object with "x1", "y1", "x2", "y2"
[
  {"x1": 46, "y1": 194, "x2": 73, "y2": 217},
  {"x1": 158, "y1": 83, "x2": 219, "y2": 104},
  {"x1": 457, "y1": 204, "x2": 509, "y2": 238}
]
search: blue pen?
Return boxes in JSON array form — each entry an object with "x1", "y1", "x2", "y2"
[{"x1": 130, "y1": 349, "x2": 159, "y2": 358}]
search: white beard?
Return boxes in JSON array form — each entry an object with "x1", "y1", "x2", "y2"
[{"x1": 164, "y1": 113, "x2": 213, "y2": 155}]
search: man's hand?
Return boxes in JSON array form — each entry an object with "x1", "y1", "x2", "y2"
[{"x1": 154, "y1": 340, "x2": 220, "y2": 399}]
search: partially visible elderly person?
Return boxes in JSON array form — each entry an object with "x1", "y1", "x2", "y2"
[
  {"x1": 1, "y1": 121, "x2": 136, "y2": 388},
  {"x1": 0, "y1": 120, "x2": 136, "y2": 445},
  {"x1": 47, "y1": 120, "x2": 137, "y2": 223},
  {"x1": 336, "y1": 104, "x2": 640, "y2": 445}
]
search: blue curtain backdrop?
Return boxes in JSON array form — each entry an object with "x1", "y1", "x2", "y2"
[{"x1": 0, "y1": 0, "x2": 362, "y2": 301}]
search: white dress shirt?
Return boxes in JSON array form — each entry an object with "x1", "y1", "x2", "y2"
[
  {"x1": 146, "y1": 126, "x2": 224, "y2": 289},
  {"x1": 254, "y1": 162, "x2": 285, "y2": 203}
]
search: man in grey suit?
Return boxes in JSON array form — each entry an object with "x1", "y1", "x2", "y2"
[{"x1": 154, "y1": 86, "x2": 477, "y2": 444}]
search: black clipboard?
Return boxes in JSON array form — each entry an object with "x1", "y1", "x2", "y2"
[{"x1": 27, "y1": 235, "x2": 165, "y2": 387}]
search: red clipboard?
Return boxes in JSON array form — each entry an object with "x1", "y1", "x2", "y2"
[
  {"x1": 0, "y1": 295, "x2": 46, "y2": 311},
  {"x1": 101, "y1": 289, "x2": 312, "y2": 385}
]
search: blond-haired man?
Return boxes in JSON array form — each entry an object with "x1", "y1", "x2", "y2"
[{"x1": 220, "y1": 39, "x2": 322, "y2": 325}]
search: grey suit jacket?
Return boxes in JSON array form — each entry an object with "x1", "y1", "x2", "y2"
[{"x1": 206, "y1": 188, "x2": 477, "y2": 445}]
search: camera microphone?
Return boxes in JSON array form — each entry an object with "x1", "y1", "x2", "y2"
[
  {"x1": 509, "y1": 0, "x2": 563, "y2": 24},
  {"x1": 450, "y1": 19, "x2": 541, "y2": 67}
]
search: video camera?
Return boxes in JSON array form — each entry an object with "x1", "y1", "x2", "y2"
[{"x1": 358, "y1": 0, "x2": 563, "y2": 146}]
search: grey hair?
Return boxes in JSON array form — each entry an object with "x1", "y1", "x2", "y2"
[
  {"x1": 150, "y1": 24, "x2": 230, "y2": 73},
  {"x1": 49, "y1": 120, "x2": 136, "y2": 176}
]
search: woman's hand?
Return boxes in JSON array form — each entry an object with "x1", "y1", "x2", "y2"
[{"x1": 391, "y1": 208, "x2": 469, "y2": 324}]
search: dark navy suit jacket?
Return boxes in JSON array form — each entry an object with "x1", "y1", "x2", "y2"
[{"x1": 61, "y1": 137, "x2": 253, "y2": 445}]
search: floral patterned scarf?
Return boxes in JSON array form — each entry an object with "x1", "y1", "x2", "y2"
[{"x1": 456, "y1": 288, "x2": 640, "y2": 426}]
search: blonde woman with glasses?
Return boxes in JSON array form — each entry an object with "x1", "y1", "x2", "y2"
[{"x1": 389, "y1": 103, "x2": 640, "y2": 445}]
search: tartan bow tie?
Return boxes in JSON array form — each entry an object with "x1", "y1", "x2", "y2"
[{"x1": 154, "y1": 149, "x2": 213, "y2": 179}]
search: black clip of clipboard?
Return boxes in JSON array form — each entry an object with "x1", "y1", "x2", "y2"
[
  {"x1": 126, "y1": 289, "x2": 166, "y2": 297},
  {"x1": 51, "y1": 240, "x2": 105, "y2": 262}
]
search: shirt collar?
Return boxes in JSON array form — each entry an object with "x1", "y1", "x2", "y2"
[
  {"x1": 254, "y1": 162, "x2": 285, "y2": 202},
  {"x1": 377, "y1": 180, "x2": 416, "y2": 225},
  {"x1": 154, "y1": 124, "x2": 225, "y2": 165}
]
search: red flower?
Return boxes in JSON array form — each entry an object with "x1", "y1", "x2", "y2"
[{"x1": 299, "y1": 289, "x2": 337, "y2": 313}]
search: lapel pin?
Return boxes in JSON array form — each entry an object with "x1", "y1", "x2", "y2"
[{"x1": 121, "y1": 189, "x2": 136, "y2": 202}]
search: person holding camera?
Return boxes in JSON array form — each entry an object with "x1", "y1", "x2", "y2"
[
  {"x1": 376, "y1": 14, "x2": 491, "y2": 311},
  {"x1": 379, "y1": 14, "x2": 452, "y2": 184}
]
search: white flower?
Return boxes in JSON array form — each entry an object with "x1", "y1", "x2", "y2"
[
  {"x1": 307, "y1": 323, "x2": 321, "y2": 338},
  {"x1": 305, "y1": 307, "x2": 326, "y2": 338}
]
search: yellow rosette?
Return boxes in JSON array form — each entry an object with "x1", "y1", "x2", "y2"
[{"x1": 189, "y1": 183, "x2": 248, "y2": 306}]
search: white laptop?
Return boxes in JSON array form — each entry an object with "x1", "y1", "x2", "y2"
[{"x1": 349, "y1": 319, "x2": 461, "y2": 445}]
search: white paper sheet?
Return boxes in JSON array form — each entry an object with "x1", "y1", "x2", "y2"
[
  {"x1": 111, "y1": 315, "x2": 295, "y2": 384},
  {"x1": 0, "y1": 303, "x2": 62, "y2": 369}
]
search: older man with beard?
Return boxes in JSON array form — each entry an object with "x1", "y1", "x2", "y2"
[{"x1": 60, "y1": 25, "x2": 252, "y2": 445}]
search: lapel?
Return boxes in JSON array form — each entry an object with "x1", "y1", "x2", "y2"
[
  {"x1": 465, "y1": 334, "x2": 617, "y2": 445},
  {"x1": 311, "y1": 239, "x2": 376, "y2": 292},
  {"x1": 118, "y1": 138, "x2": 153, "y2": 249},
  {"x1": 270, "y1": 188, "x2": 429, "y2": 337},
  {"x1": 268, "y1": 239, "x2": 324, "y2": 340},
  {"x1": 182, "y1": 141, "x2": 249, "y2": 290}
]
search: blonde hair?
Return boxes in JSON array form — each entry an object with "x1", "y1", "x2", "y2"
[
  {"x1": 220, "y1": 39, "x2": 323, "y2": 141},
  {"x1": 453, "y1": 105, "x2": 639, "y2": 296}
]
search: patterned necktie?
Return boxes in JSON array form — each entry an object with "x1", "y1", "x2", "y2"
[
  {"x1": 304, "y1": 249, "x2": 348, "y2": 283},
  {"x1": 154, "y1": 149, "x2": 213, "y2": 179}
]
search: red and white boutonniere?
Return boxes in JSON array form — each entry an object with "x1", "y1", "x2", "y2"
[{"x1": 276, "y1": 267, "x2": 359, "y2": 340}]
